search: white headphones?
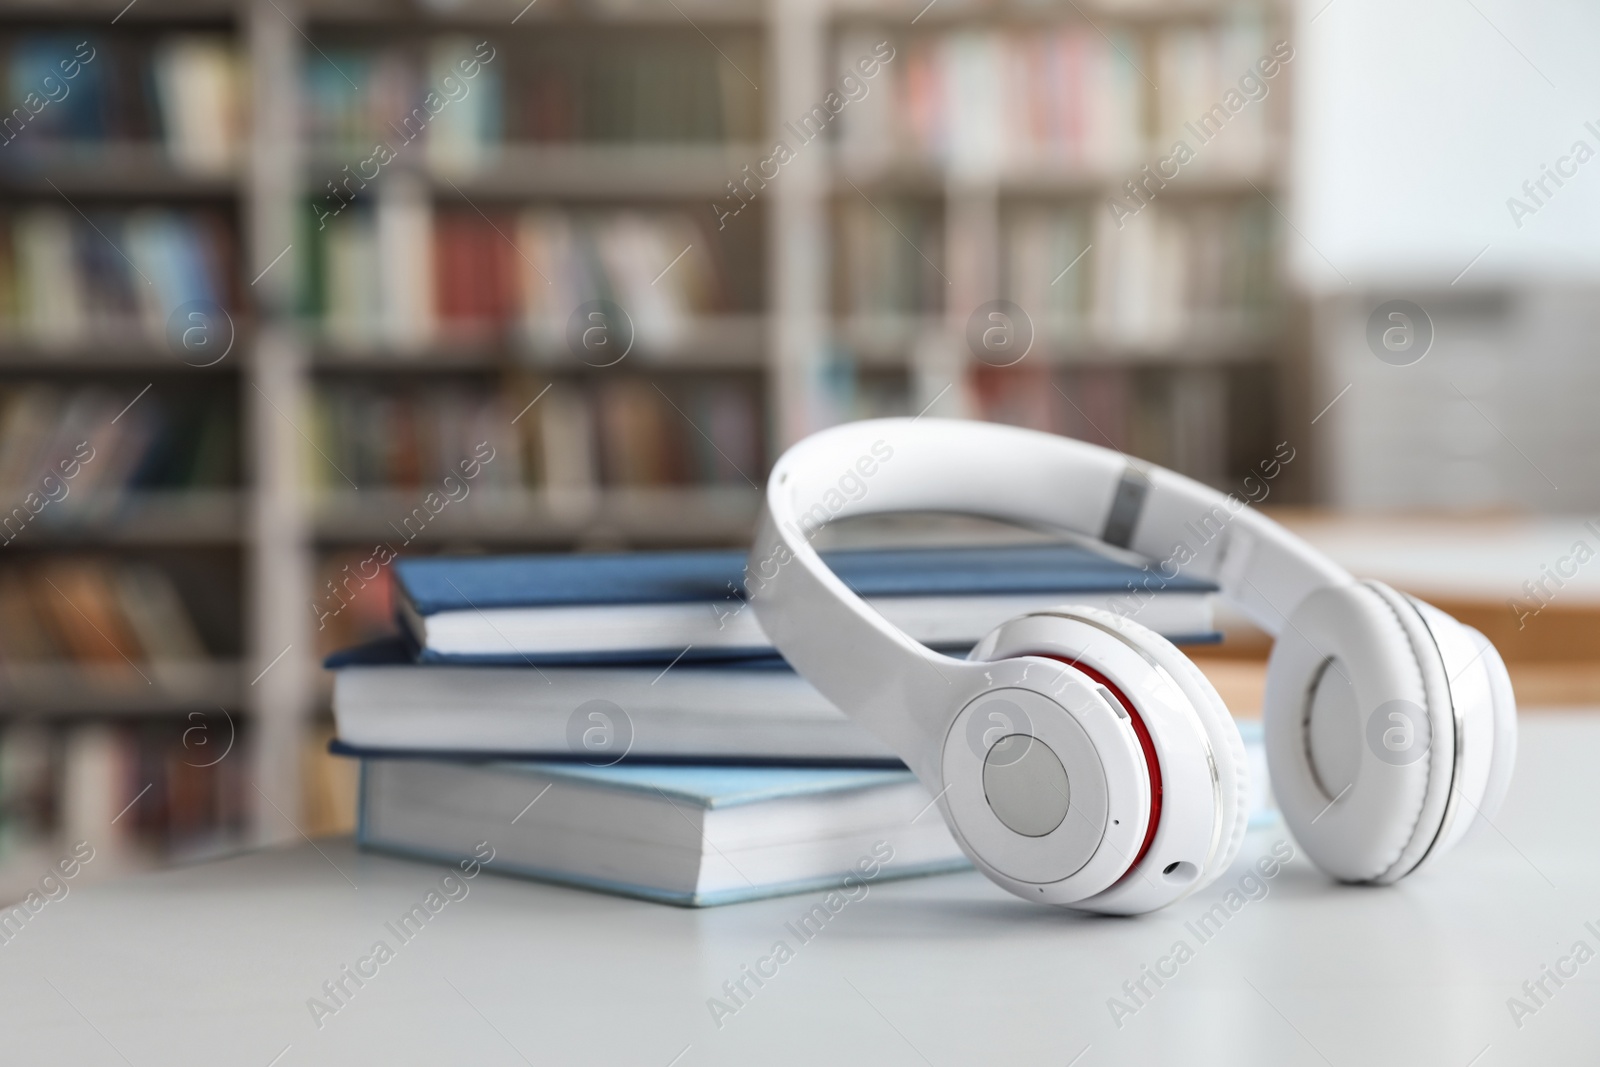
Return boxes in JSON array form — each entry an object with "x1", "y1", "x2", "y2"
[{"x1": 748, "y1": 418, "x2": 1517, "y2": 914}]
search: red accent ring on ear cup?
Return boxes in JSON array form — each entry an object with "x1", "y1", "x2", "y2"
[{"x1": 1033, "y1": 656, "x2": 1164, "y2": 880}]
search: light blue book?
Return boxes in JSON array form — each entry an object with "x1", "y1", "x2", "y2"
[
  {"x1": 357, "y1": 759, "x2": 971, "y2": 907},
  {"x1": 389, "y1": 543, "x2": 1218, "y2": 665}
]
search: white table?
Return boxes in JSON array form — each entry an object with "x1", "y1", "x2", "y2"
[{"x1": 2, "y1": 715, "x2": 1596, "y2": 1066}]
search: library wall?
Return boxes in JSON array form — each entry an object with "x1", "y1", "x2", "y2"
[{"x1": 0, "y1": 0, "x2": 1294, "y2": 890}]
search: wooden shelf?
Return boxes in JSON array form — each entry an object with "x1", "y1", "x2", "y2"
[
  {"x1": 0, "y1": 0, "x2": 238, "y2": 23},
  {"x1": 0, "y1": 490, "x2": 244, "y2": 546},
  {"x1": 829, "y1": 0, "x2": 1275, "y2": 25},
  {"x1": 835, "y1": 155, "x2": 1122, "y2": 196},
  {"x1": 0, "y1": 661, "x2": 243, "y2": 716},
  {"x1": 308, "y1": 143, "x2": 764, "y2": 200},
  {"x1": 834, "y1": 153, "x2": 1281, "y2": 196},
  {"x1": 832, "y1": 315, "x2": 1281, "y2": 365},
  {"x1": 311, "y1": 315, "x2": 767, "y2": 371},
  {"x1": 310, "y1": 343, "x2": 508, "y2": 373},
  {"x1": 0, "y1": 143, "x2": 239, "y2": 198},
  {"x1": 300, "y1": 0, "x2": 766, "y2": 26},
  {"x1": 0, "y1": 341, "x2": 244, "y2": 372}
]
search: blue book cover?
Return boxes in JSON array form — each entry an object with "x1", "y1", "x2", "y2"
[
  {"x1": 6, "y1": 36, "x2": 106, "y2": 142},
  {"x1": 389, "y1": 543, "x2": 1217, "y2": 664},
  {"x1": 395, "y1": 542, "x2": 1212, "y2": 614},
  {"x1": 323, "y1": 634, "x2": 1006, "y2": 672}
]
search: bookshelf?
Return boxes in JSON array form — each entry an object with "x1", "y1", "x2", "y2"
[{"x1": 0, "y1": 0, "x2": 1294, "y2": 890}]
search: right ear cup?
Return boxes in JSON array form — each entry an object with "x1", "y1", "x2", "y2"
[{"x1": 1264, "y1": 581, "x2": 1513, "y2": 884}]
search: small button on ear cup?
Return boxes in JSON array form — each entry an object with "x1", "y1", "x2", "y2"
[{"x1": 983, "y1": 735, "x2": 1071, "y2": 837}]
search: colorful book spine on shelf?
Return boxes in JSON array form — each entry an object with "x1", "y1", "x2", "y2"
[
  {"x1": 838, "y1": 28, "x2": 1141, "y2": 170},
  {"x1": 303, "y1": 38, "x2": 504, "y2": 157},
  {"x1": 0, "y1": 716, "x2": 251, "y2": 882},
  {"x1": 523, "y1": 375, "x2": 763, "y2": 490},
  {"x1": 304, "y1": 201, "x2": 730, "y2": 351},
  {"x1": 1152, "y1": 19, "x2": 1271, "y2": 173},
  {"x1": 424, "y1": 37, "x2": 504, "y2": 174},
  {"x1": 1003, "y1": 203, "x2": 1092, "y2": 335},
  {"x1": 306, "y1": 376, "x2": 762, "y2": 492},
  {"x1": 1091, "y1": 200, "x2": 1275, "y2": 347},
  {"x1": 306, "y1": 384, "x2": 525, "y2": 492},
  {"x1": 0, "y1": 715, "x2": 354, "y2": 900},
  {"x1": 837, "y1": 19, "x2": 1271, "y2": 173},
  {"x1": 150, "y1": 36, "x2": 246, "y2": 175},
  {"x1": 432, "y1": 208, "x2": 521, "y2": 340},
  {"x1": 0, "y1": 558, "x2": 211, "y2": 670},
  {"x1": 0, "y1": 384, "x2": 237, "y2": 495},
  {"x1": 869, "y1": 198, "x2": 1272, "y2": 356},
  {"x1": 550, "y1": 32, "x2": 760, "y2": 143},
  {"x1": 969, "y1": 363, "x2": 1278, "y2": 489},
  {"x1": 0, "y1": 34, "x2": 244, "y2": 171},
  {"x1": 0, "y1": 210, "x2": 236, "y2": 349},
  {"x1": 835, "y1": 197, "x2": 943, "y2": 318},
  {"x1": 301, "y1": 31, "x2": 760, "y2": 148}
]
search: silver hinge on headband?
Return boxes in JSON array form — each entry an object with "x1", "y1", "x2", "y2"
[
  {"x1": 1218, "y1": 527, "x2": 1257, "y2": 593},
  {"x1": 1100, "y1": 465, "x2": 1151, "y2": 549}
]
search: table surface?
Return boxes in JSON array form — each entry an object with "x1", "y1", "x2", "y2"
[{"x1": 2, "y1": 714, "x2": 1596, "y2": 1067}]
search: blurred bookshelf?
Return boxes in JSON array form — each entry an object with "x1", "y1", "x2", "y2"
[
  {"x1": 0, "y1": 4, "x2": 259, "y2": 893},
  {"x1": 0, "y1": 0, "x2": 1294, "y2": 889},
  {"x1": 823, "y1": 5, "x2": 1290, "y2": 475}
]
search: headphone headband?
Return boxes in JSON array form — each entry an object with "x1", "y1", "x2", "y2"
[{"x1": 748, "y1": 418, "x2": 1352, "y2": 752}]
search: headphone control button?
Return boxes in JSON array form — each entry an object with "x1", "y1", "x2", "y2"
[{"x1": 982, "y1": 734, "x2": 1071, "y2": 837}]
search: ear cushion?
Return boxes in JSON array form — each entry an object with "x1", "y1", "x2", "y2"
[
  {"x1": 1471, "y1": 626, "x2": 1518, "y2": 827},
  {"x1": 1407, "y1": 599, "x2": 1517, "y2": 859},
  {"x1": 977, "y1": 607, "x2": 1249, "y2": 889},
  {"x1": 1264, "y1": 582, "x2": 1455, "y2": 883},
  {"x1": 1101, "y1": 616, "x2": 1251, "y2": 883}
]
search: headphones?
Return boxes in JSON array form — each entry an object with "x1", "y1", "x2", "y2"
[{"x1": 748, "y1": 418, "x2": 1517, "y2": 914}]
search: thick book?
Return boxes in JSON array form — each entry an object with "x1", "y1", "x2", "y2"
[
  {"x1": 393, "y1": 543, "x2": 1216, "y2": 664},
  {"x1": 330, "y1": 632, "x2": 1220, "y2": 765},
  {"x1": 330, "y1": 637, "x2": 900, "y2": 764},
  {"x1": 356, "y1": 758, "x2": 969, "y2": 906}
]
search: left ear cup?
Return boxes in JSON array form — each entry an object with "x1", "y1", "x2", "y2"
[{"x1": 970, "y1": 607, "x2": 1248, "y2": 913}]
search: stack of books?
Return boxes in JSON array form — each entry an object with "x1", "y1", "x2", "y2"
[{"x1": 327, "y1": 542, "x2": 1245, "y2": 906}]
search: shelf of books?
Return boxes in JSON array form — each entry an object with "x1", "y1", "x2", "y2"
[
  {"x1": 0, "y1": 0, "x2": 1293, "y2": 890},
  {"x1": 0, "y1": 8, "x2": 257, "y2": 893},
  {"x1": 821, "y1": 5, "x2": 1290, "y2": 479},
  {"x1": 293, "y1": 6, "x2": 774, "y2": 666}
]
